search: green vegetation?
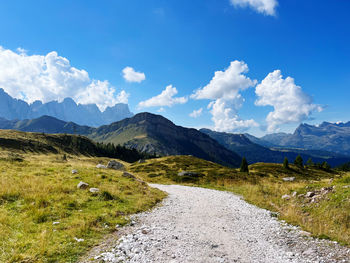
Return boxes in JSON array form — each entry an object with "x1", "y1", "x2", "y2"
[
  {"x1": 294, "y1": 154, "x2": 304, "y2": 168},
  {"x1": 337, "y1": 161, "x2": 350, "y2": 171},
  {"x1": 0, "y1": 130, "x2": 166, "y2": 262},
  {"x1": 0, "y1": 129, "x2": 154, "y2": 163},
  {"x1": 240, "y1": 157, "x2": 249, "y2": 173},
  {"x1": 283, "y1": 157, "x2": 289, "y2": 169},
  {"x1": 129, "y1": 155, "x2": 350, "y2": 245}
]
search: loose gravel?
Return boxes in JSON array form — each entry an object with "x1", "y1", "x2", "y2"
[{"x1": 93, "y1": 184, "x2": 350, "y2": 263}]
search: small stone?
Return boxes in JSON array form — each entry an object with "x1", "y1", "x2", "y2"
[
  {"x1": 74, "y1": 237, "x2": 84, "y2": 242},
  {"x1": 71, "y1": 169, "x2": 78, "y2": 174},
  {"x1": 96, "y1": 163, "x2": 107, "y2": 169},
  {"x1": 282, "y1": 194, "x2": 291, "y2": 200},
  {"x1": 282, "y1": 177, "x2": 295, "y2": 182},
  {"x1": 89, "y1": 187, "x2": 100, "y2": 193},
  {"x1": 306, "y1": 191, "x2": 315, "y2": 198},
  {"x1": 77, "y1": 181, "x2": 89, "y2": 189},
  {"x1": 52, "y1": 221, "x2": 60, "y2": 225},
  {"x1": 292, "y1": 191, "x2": 297, "y2": 197},
  {"x1": 142, "y1": 229, "x2": 149, "y2": 234},
  {"x1": 303, "y1": 248, "x2": 316, "y2": 256},
  {"x1": 107, "y1": 160, "x2": 124, "y2": 170}
]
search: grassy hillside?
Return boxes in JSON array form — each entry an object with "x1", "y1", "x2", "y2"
[
  {"x1": 129, "y1": 156, "x2": 350, "y2": 245},
  {"x1": 0, "y1": 130, "x2": 166, "y2": 262},
  {"x1": 0, "y1": 152, "x2": 165, "y2": 262},
  {"x1": 0, "y1": 129, "x2": 153, "y2": 163}
]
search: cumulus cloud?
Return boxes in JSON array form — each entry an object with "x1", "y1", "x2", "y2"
[
  {"x1": 189, "y1": 108, "x2": 203, "y2": 118},
  {"x1": 0, "y1": 47, "x2": 126, "y2": 111},
  {"x1": 122, "y1": 66, "x2": 146, "y2": 83},
  {"x1": 255, "y1": 70, "x2": 323, "y2": 132},
  {"x1": 116, "y1": 90, "x2": 130, "y2": 104},
  {"x1": 230, "y1": 0, "x2": 278, "y2": 16},
  {"x1": 192, "y1": 61, "x2": 257, "y2": 132},
  {"x1": 192, "y1": 61, "x2": 256, "y2": 100},
  {"x1": 138, "y1": 85, "x2": 187, "y2": 108},
  {"x1": 209, "y1": 99, "x2": 258, "y2": 132}
]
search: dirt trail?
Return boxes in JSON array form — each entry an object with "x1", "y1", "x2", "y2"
[{"x1": 92, "y1": 184, "x2": 350, "y2": 263}]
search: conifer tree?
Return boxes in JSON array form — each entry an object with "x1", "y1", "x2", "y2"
[
  {"x1": 294, "y1": 154, "x2": 304, "y2": 168},
  {"x1": 283, "y1": 157, "x2": 289, "y2": 169},
  {"x1": 240, "y1": 157, "x2": 249, "y2": 173}
]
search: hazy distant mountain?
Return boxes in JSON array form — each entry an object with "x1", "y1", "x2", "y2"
[
  {"x1": 259, "y1": 122, "x2": 350, "y2": 156},
  {"x1": 0, "y1": 113, "x2": 242, "y2": 167},
  {"x1": 0, "y1": 88, "x2": 133, "y2": 126},
  {"x1": 200, "y1": 128, "x2": 350, "y2": 167}
]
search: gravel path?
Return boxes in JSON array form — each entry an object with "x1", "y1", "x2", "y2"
[{"x1": 94, "y1": 184, "x2": 350, "y2": 263}]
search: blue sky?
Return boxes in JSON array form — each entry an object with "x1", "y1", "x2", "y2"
[{"x1": 0, "y1": 0, "x2": 349, "y2": 136}]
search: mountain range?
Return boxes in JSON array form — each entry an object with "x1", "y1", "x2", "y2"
[
  {"x1": 0, "y1": 113, "x2": 242, "y2": 167},
  {"x1": 248, "y1": 122, "x2": 350, "y2": 156},
  {"x1": 200, "y1": 128, "x2": 350, "y2": 166},
  {"x1": 0, "y1": 102, "x2": 349, "y2": 167},
  {"x1": 0, "y1": 88, "x2": 133, "y2": 127}
]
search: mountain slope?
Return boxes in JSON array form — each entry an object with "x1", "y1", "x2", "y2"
[
  {"x1": 0, "y1": 115, "x2": 93, "y2": 135},
  {"x1": 0, "y1": 114, "x2": 242, "y2": 167},
  {"x1": 260, "y1": 122, "x2": 350, "y2": 156},
  {"x1": 0, "y1": 88, "x2": 133, "y2": 126},
  {"x1": 200, "y1": 128, "x2": 350, "y2": 166},
  {"x1": 89, "y1": 113, "x2": 242, "y2": 167}
]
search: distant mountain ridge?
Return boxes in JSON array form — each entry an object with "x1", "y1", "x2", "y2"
[
  {"x1": 0, "y1": 88, "x2": 133, "y2": 126},
  {"x1": 257, "y1": 122, "x2": 350, "y2": 156},
  {"x1": 200, "y1": 128, "x2": 350, "y2": 167},
  {"x1": 0, "y1": 113, "x2": 242, "y2": 167}
]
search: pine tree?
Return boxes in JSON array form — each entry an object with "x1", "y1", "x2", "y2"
[
  {"x1": 321, "y1": 161, "x2": 331, "y2": 171},
  {"x1": 283, "y1": 157, "x2": 289, "y2": 169},
  {"x1": 240, "y1": 157, "x2": 249, "y2": 173},
  {"x1": 294, "y1": 154, "x2": 304, "y2": 168},
  {"x1": 306, "y1": 158, "x2": 314, "y2": 167}
]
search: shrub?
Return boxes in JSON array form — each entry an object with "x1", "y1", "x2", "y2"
[{"x1": 100, "y1": 191, "x2": 114, "y2": 201}]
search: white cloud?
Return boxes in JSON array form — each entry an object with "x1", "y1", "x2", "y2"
[
  {"x1": 157, "y1": 107, "x2": 166, "y2": 113},
  {"x1": 192, "y1": 61, "x2": 258, "y2": 132},
  {"x1": 230, "y1": 0, "x2": 278, "y2": 16},
  {"x1": 116, "y1": 90, "x2": 130, "y2": 104},
  {"x1": 0, "y1": 47, "x2": 126, "y2": 111},
  {"x1": 122, "y1": 66, "x2": 146, "y2": 83},
  {"x1": 209, "y1": 99, "x2": 258, "y2": 132},
  {"x1": 189, "y1": 108, "x2": 203, "y2": 118},
  {"x1": 192, "y1": 61, "x2": 256, "y2": 100},
  {"x1": 138, "y1": 85, "x2": 187, "y2": 108},
  {"x1": 255, "y1": 70, "x2": 323, "y2": 132}
]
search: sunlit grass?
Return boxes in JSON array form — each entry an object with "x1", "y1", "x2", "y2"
[{"x1": 0, "y1": 152, "x2": 165, "y2": 262}]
